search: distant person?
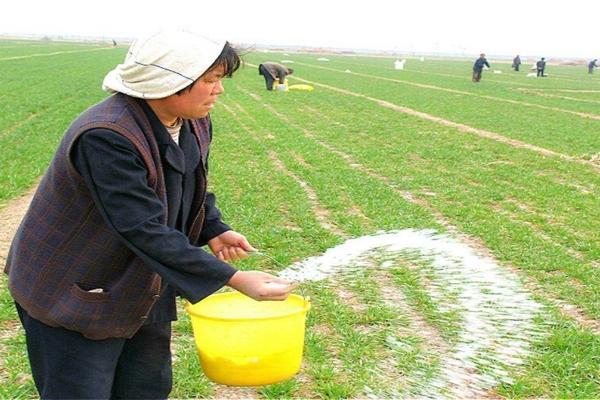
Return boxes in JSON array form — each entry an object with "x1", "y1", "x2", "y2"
[
  {"x1": 112, "y1": 39, "x2": 117, "y2": 47},
  {"x1": 258, "y1": 62, "x2": 294, "y2": 90},
  {"x1": 589, "y1": 59, "x2": 598, "y2": 74},
  {"x1": 536, "y1": 57, "x2": 547, "y2": 77},
  {"x1": 472, "y1": 53, "x2": 490, "y2": 82},
  {"x1": 512, "y1": 55, "x2": 521, "y2": 71}
]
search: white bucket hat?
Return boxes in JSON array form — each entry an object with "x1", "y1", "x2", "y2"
[{"x1": 102, "y1": 29, "x2": 226, "y2": 99}]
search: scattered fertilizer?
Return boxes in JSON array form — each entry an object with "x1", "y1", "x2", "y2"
[{"x1": 279, "y1": 229, "x2": 546, "y2": 398}]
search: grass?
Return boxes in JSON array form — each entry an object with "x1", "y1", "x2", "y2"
[{"x1": 0, "y1": 40, "x2": 598, "y2": 398}]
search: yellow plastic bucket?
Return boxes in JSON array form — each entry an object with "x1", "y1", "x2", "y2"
[{"x1": 185, "y1": 291, "x2": 310, "y2": 386}]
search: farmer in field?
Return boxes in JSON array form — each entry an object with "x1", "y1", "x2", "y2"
[
  {"x1": 472, "y1": 53, "x2": 490, "y2": 82},
  {"x1": 588, "y1": 59, "x2": 598, "y2": 74},
  {"x1": 512, "y1": 54, "x2": 521, "y2": 71},
  {"x1": 536, "y1": 57, "x2": 547, "y2": 77},
  {"x1": 258, "y1": 62, "x2": 294, "y2": 90},
  {"x1": 5, "y1": 29, "x2": 296, "y2": 399}
]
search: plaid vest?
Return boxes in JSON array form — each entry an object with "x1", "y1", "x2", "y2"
[{"x1": 5, "y1": 93, "x2": 212, "y2": 339}]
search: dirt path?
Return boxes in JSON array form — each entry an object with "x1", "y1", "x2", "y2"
[
  {"x1": 0, "y1": 187, "x2": 35, "y2": 386},
  {"x1": 0, "y1": 187, "x2": 36, "y2": 266}
]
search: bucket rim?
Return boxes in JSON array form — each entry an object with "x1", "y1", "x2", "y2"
[{"x1": 184, "y1": 292, "x2": 310, "y2": 322}]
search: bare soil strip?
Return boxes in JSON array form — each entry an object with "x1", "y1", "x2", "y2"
[
  {"x1": 268, "y1": 151, "x2": 349, "y2": 239},
  {"x1": 498, "y1": 199, "x2": 594, "y2": 263},
  {"x1": 534, "y1": 93, "x2": 600, "y2": 105},
  {"x1": 0, "y1": 186, "x2": 36, "y2": 266},
  {"x1": 0, "y1": 189, "x2": 35, "y2": 386},
  {"x1": 544, "y1": 89, "x2": 600, "y2": 93},
  {"x1": 219, "y1": 102, "x2": 261, "y2": 142},
  {"x1": 515, "y1": 88, "x2": 600, "y2": 104},
  {"x1": 371, "y1": 268, "x2": 450, "y2": 386},
  {"x1": 284, "y1": 75, "x2": 599, "y2": 173},
  {"x1": 336, "y1": 267, "x2": 451, "y2": 396},
  {"x1": 209, "y1": 386, "x2": 259, "y2": 400}
]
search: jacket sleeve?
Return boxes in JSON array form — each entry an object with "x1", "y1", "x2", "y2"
[
  {"x1": 198, "y1": 192, "x2": 232, "y2": 245},
  {"x1": 72, "y1": 129, "x2": 237, "y2": 303}
]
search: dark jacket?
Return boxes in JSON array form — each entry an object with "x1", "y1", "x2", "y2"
[
  {"x1": 536, "y1": 60, "x2": 546, "y2": 69},
  {"x1": 473, "y1": 57, "x2": 490, "y2": 71},
  {"x1": 5, "y1": 93, "x2": 236, "y2": 339},
  {"x1": 259, "y1": 62, "x2": 291, "y2": 83},
  {"x1": 512, "y1": 56, "x2": 521, "y2": 67}
]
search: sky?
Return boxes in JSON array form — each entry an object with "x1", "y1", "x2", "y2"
[{"x1": 1, "y1": 0, "x2": 598, "y2": 59}]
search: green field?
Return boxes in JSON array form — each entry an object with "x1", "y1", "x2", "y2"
[{"x1": 0, "y1": 40, "x2": 598, "y2": 399}]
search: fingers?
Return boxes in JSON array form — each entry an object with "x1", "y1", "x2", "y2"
[
  {"x1": 228, "y1": 270, "x2": 300, "y2": 301},
  {"x1": 264, "y1": 293, "x2": 291, "y2": 301},
  {"x1": 259, "y1": 280, "x2": 299, "y2": 300},
  {"x1": 232, "y1": 234, "x2": 256, "y2": 253},
  {"x1": 240, "y1": 237, "x2": 257, "y2": 253},
  {"x1": 211, "y1": 231, "x2": 257, "y2": 260},
  {"x1": 271, "y1": 276, "x2": 297, "y2": 285},
  {"x1": 218, "y1": 246, "x2": 249, "y2": 261}
]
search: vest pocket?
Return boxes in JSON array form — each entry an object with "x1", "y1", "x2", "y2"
[
  {"x1": 71, "y1": 282, "x2": 111, "y2": 302},
  {"x1": 45, "y1": 283, "x2": 118, "y2": 339}
]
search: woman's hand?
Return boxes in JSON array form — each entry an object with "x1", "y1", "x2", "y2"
[
  {"x1": 208, "y1": 230, "x2": 256, "y2": 261},
  {"x1": 227, "y1": 271, "x2": 298, "y2": 301}
]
